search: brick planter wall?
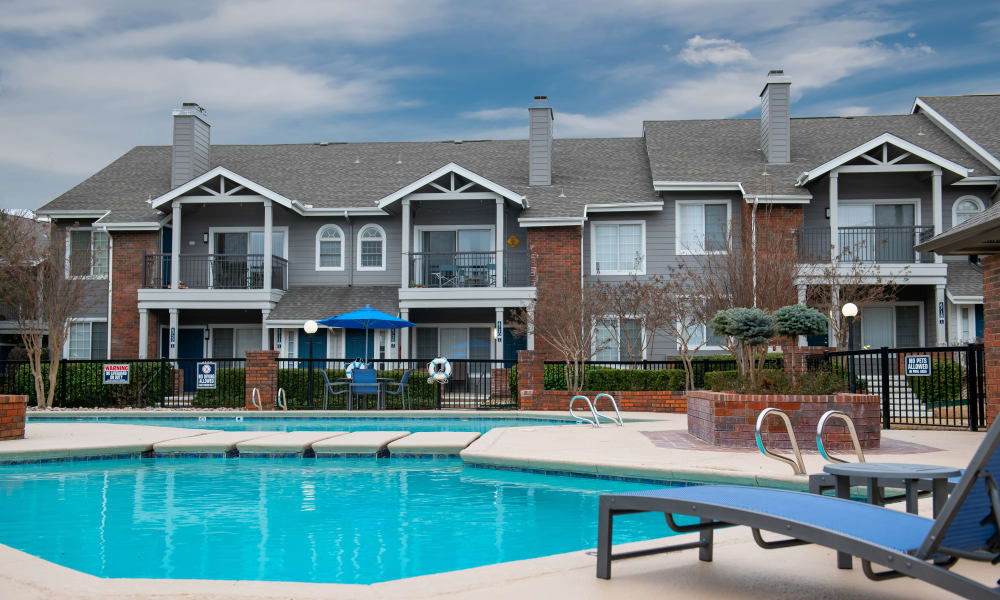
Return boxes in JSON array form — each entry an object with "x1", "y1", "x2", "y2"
[
  {"x1": 245, "y1": 350, "x2": 279, "y2": 410},
  {"x1": 524, "y1": 389, "x2": 686, "y2": 412},
  {"x1": 687, "y1": 390, "x2": 880, "y2": 450},
  {"x1": 0, "y1": 395, "x2": 27, "y2": 440}
]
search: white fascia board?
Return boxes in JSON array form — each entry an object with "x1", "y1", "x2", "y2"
[
  {"x1": 300, "y1": 207, "x2": 387, "y2": 216},
  {"x1": 96, "y1": 222, "x2": 162, "y2": 231},
  {"x1": 584, "y1": 202, "x2": 663, "y2": 215},
  {"x1": 518, "y1": 217, "x2": 585, "y2": 228},
  {"x1": 264, "y1": 319, "x2": 319, "y2": 326},
  {"x1": 378, "y1": 162, "x2": 526, "y2": 208},
  {"x1": 151, "y1": 166, "x2": 296, "y2": 211},
  {"x1": 796, "y1": 262, "x2": 948, "y2": 285},
  {"x1": 952, "y1": 176, "x2": 1000, "y2": 186},
  {"x1": 138, "y1": 288, "x2": 284, "y2": 307},
  {"x1": 653, "y1": 181, "x2": 746, "y2": 193},
  {"x1": 37, "y1": 209, "x2": 109, "y2": 220},
  {"x1": 744, "y1": 194, "x2": 813, "y2": 204},
  {"x1": 798, "y1": 133, "x2": 969, "y2": 186},
  {"x1": 399, "y1": 286, "x2": 536, "y2": 309},
  {"x1": 946, "y1": 290, "x2": 984, "y2": 304},
  {"x1": 913, "y1": 98, "x2": 1000, "y2": 175}
]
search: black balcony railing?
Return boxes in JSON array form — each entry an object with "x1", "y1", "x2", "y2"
[
  {"x1": 408, "y1": 250, "x2": 532, "y2": 288},
  {"x1": 797, "y1": 226, "x2": 935, "y2": 264},
  {"x1": 143, "y1": 254, "x2": 288, "y2": 290}
]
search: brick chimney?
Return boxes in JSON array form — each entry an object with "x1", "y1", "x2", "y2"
[
  {"x1": 760, "y1": 70, "x2": 791, "y2": 164},
  {"x1": 528, "y1": 96, "x2": 553, "y2": 186},
  {"x1": 171, "y1": 102, "x2": 211, "y2": 188}
]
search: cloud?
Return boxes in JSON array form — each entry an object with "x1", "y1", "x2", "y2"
[
  {"x1": 460, "y1": 107, "x2": 525, "y2": 121},
  {"x1": 833, "y1": 105, "x2": 872, "y2": 116},
  {"x1": 679, "y1": 35, "x2": 753, "y2": 65},
  {"x1": 0, "y1": 2, "x2": 100, "y2": 33}
]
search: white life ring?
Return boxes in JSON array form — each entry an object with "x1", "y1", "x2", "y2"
[
  {"x1": 427, "y1": 357, "x2": 452, "y2": 383},
  {"x1": 346, "y1": 359, "x2": 366, "y2": 379}
]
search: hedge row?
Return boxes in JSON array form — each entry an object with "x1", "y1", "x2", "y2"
[
  {"x1": 705, "y1": 368, "x2": 848, "y2": 395},
  {"x1": 543, "y1": 364, "x2": 686, "y2": 392},
  {"x1": 13, "y1": 362, "x2": 168, "y2": 408},
  {"x1": 907, "y1": 359, "x2": 965, "y2": 406}
]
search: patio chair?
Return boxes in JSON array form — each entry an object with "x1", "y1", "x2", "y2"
[
  {"x1": 383, "y1": 369, "x2": 413, "y2": 409},
  {"x1": 433, "y1": 264, "x2": 459, "y2": 287},
  {"x1": 318, "y1": 369, "x2": 349, "y2": 410},
  {"x1": 596, "y1": 417, "x2": 1000, "y2": 599},
  {"x1": 349, "y1": 368, "x2": 381, "y2": 410}
]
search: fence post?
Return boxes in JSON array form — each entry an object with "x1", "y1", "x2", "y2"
[
  {"x1": 967, "y1": 343, "x2": 980, "y2": 432},
  {"x1": 880, "y1": 346, "x2": 891, "y2": 430}
]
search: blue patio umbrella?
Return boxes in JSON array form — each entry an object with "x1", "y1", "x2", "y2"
[{"x1": 318, "y1": 305, "x2": 415, "y2": 361}]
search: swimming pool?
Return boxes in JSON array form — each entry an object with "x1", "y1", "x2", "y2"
[
  {"x1": 27, "y1": 415, "x2": 574, "y2": 434},
  {"x1": 0, "y1": 458, "x2": 684, "y2": 583}
]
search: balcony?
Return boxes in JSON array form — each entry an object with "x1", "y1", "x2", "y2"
[
  {"x1": 143, "y1": 254, "x2": 288, "y2": 290},
  {"x1": 797, "y1": 226, "x2": 935, "y2": 264},
  {"x1": 408, "y1": 250, "x2": 532, "y2": 288}
]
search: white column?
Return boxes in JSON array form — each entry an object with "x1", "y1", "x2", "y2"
[
  {"x1": 494, "y1": 307, "x2": 504, "y2": 360},
  {"x1": 828, "y1": 170, "x2": 839, "y2": 262},
  {"x1": 399, "y1": 308, "x2": 410, "y2": 359},
  {"x1": 263, "y1": 200, "x2": 273, "y2": 290},
  {"x1": 797, "y1": 284, "x2": 807, "y2": 347},
  {"x1": 138, "y1": 309, "x2": 149, "y2": 359},
  {"x1": 932, "y1": 168, "x2": 943, "y2": 264},
  {"x1": 168, "y1": 308, "x2": 179, "y2": 359},
  {"x1": 526, "y1": 305, "x2": 535, "y2": 351},
  {"x1": 171, "y1": 204, "x2": 181, "y2": 290},
  {"x1": 935, "y1": 284, "x2": 946, "y2": 345},
  {"x1": 401, "y1": 199, "x2": 411, "y2": 288},
  {"x1": 830, "y1": 286, "x2": 840, "y2": 349},
  {"x1": 495, "y1": 198, "x2": 505, "y2": 288},
  {"x1": 261, "y1": 309, "x2": 270, "y2": 349}
]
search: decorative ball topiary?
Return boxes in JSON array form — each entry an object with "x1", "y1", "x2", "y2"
[
  {"x1": 772, "y1": 304, "x2": 828, "y2": 338},
  {"x1": 710, "y1": 307, "x2": 776, "y2": 345}
]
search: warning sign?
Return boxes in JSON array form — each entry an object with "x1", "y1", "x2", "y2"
[{"x1": 103, "y1": 364, "x2": 130, "y2": 384}]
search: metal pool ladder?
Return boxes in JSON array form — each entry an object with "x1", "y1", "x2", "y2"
[
  {"x1": 250, "y1": 388, "x2": 262, "y2": 410},
  {"x1": 593, "y1": 393, "x2": 624, "y2": 427},
  {"x1": 755, "y1": 408, "x2": 806, "y2": 475},
  {"x1": 276, "y1": 388, "x2": 288, "y2": 410},
  {"x1": 817, "y1": 410, "x2": 865, "y2": 464},
  {"x1": 569, "y1": 394, "x2": 623, "y2": 427}
]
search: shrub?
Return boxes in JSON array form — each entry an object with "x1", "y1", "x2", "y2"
[
  {"x1": 191, "y1": 368, "x2": 245, "y2": 408},
  {"x1": 908, "y1": 359, "x2": 965, "y2": 406},
  {"x1": 704, "y1": 369, "x2": 740, "y2": 392},
  {"x1": 543, "y1": 364, "x2": 685, "y2": 391},
  {"x1": 705, "y1": 367, "x2": 847, "y2": 395},
  {"x1": 16, "y1": 362, "x2": 167, "y2": 408},
  {"x1": 507, "y1": 365, "x2": 518, "y2": 399},
  {"x1": 773, "y1": 304, "x2": 828, "y2": 337}
]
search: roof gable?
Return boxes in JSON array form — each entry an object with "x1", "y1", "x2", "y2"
[
  {"x1": 377, "y1": 162, "x2": 526, "y2": 208},
  {"x1": 913, "y1": 96, "x2": 1000, "y2": 175},
  {"x1": 796, "y1": 132, "x2": 969, "y2": 185},
  {"x1": 150, "y1": 166, "x2": 295, "y2": 210}
]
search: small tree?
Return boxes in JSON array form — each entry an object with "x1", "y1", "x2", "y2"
[
  {"x1": 590, "y1": 275, "x2": 672, "y2": 363},
  {"x1": 710, "y1": 307, "x2": 776, "y2": 390},
  {"x1": 773, "y1": 304, "x2": 829, "y2": 340},
  {"x1": 662, "y1": 263, "x2": 714, "y2": 390}
]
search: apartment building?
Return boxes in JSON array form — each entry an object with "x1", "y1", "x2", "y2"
[{"x1": 36, "y1": 73, "x2": 998, "y2": 365}]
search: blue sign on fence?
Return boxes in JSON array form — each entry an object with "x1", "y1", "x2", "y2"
[
  {"x1": 103, "y1": 364, "x2": 129, "y2": 384},
  {"x1": 196, "y1": 362, "x2": 216, "y2": 389},
  {"x1": 904, "y1": 355, "x2": 931, "y2": 376}
]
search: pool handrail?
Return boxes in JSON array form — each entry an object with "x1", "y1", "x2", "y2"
[
  {"x1": 276, "y1": 388, "x2": 288, "y2": 411},
  {"x1": 250, "y1": 388, "x2": 262, "y2": 411},
  {"x1": 754, "y1": 407, "x2": 806, "y2": 475},
  {"x1": 569, "y1": 395, "x2": 601, "y2": 428},
  {"x1": 816, "y1": 410, "x2": 865, "y2": 464},
  {"x1": 592, "y1": 393, "x2": 623, "y2": 427}
]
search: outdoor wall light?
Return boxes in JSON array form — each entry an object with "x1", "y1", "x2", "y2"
[
  {"x1": 841, "y1": 302, "x2": 858, "y2": 318},
  {"x1": 303, "y1": 320, "x2": 318, "y2": 335},
  {"x1": 202, "y1": 232, "x2": 209, "y2": 243},
  {"x1": 825, "y1": 207, "x2": 830, "y2": 219}
]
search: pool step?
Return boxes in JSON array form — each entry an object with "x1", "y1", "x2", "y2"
[
  {"x1": 236, "y1": 431, "x2": 348, "y2": 457},
  {"x1": 153, "y1": 431, "x2": 281, "y2": 457},
  {"x1": 387, "y1": 432, "x2": 481, "y2": 457},
  {"x1": 312, "y1": 431, "x2": 411, "y2": 457}
]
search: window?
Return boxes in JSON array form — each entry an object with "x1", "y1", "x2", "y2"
[
  {"x1": 593, "y1": 317, "x2": 642, "y2": 361},
  {"x1": 591, "y1": 222, "x2": 645, "y2": 275},
  {"x1": 67, "y1": 321, "x2": 107, "y2": 359},
  {"x1": 211, "y1": 327, "x2": 262, "y2": 358},
  {"x1": 678, "y1": 319, "x2": 725, "y2": 350},
  {"x1": 954, "y1": 196, "x2": 985, "y2": 226},
  {"x1": 68, "y1": 229, "x2": 109, "y2": 277},
  {"x1": 316, "y1": 225, "x2": 344, "y2": 270},
  {"x1": 358, "y1": 224, "x2": 386, "y2": 270},
  {"x1": 676, "y1": 201, "x2": 729, "y2": 255}
]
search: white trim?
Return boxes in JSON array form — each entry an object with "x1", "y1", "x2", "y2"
[
  {"x1": 314, "y1": 224, "x2": 345, "y2": 272},
  {"x1": 151, "y1": 167, "x2": 295, "y2": 211},
  {"x1": 584, "y1": 202, "x2": 664, "y2": 215},
  {"x1": 674, "y1": 320, "x2": 725, "y2": 352},
  {"x1": 796, "y1": 133, "x2": 970, "y2": 186},
  {"x1": 518, "y1": 217, "x2": 585, "y2": 227},
  {"x1": 38, "y1": 210, "x2": 109, "y2": 219},
  {"x1": 590, "y1": 220, "x2": 647, "y2": 275},
  {"x1": 65, "y1": 226, "x2": 110, "y2": 280},
  {"x1": 797, "y1": 262, "x2": 947, "y2": 285},
  {"x1": 65, "y1": 318, "x2": 109, "y2": 360},
  {"x1": 357, "y1": 223, "x2": 387, "y2": 271},
  {"x1": 379, "y1": 162, "x2": 526, "y2": 208},
  {"x1": 95, "y1": 222, "x2": 161, "y2": 231},
  {"x1": 953, "y1": 176, "x2": 1000, "y2": 186},
  {"x1": 653, "y1": 181, "x2": 746, "y2": 193},
  {"x1": 743, "y1": 194, "x2": 812, "y2": 204},
  {"x1": 946, "y1": 291, "x2": 984, "y2": 305},
  {"x1": 413, "y1": 224, "x2": 497, "y2": 252},
  {"x1": 592, "y1": 316, "x2": 647, "y2": 361},
  {"x1": 674, "y1": 199, "x2": 732, "y2": 256},
  {"x1": 912, "y1": 98, "x2": 1000, "y2": 175},
  {"x1": 952, "y1": 195, "x2": 986, "y2": 228},
  {"x1": 207, "y1": 226, "x2": 289, "y2": 259}
]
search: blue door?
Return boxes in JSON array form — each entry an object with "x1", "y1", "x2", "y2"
[
  {"x1": 345, "y1": 329, "x2": 376, "y2": 361},
  {"x1": 976, "y1": 304, "x2": 985, "y2": 340},
  {"x1": 161, "y1": 227, "x2": 172, "y2": 288},
  {"x1": 297, "y1": 330, "x2": 327, "y2": 359},
  {"x1": 161, "y1": 329, "x2": 204, "y2": 392}
]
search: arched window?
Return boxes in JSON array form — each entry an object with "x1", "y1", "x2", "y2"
[
  {"x1": 357, "y1": 224, "x2": 386, "y2": 271},
  {"x1": 315, "y1": 224, "x2": 344, "y2": 270},
  {"x1": 954, "y1": 196, "x2": 985, "y2": 226}
]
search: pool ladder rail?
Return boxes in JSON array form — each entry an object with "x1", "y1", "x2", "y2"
[
  {"x1": 250, "y1": 387, "x2": 289, "y2": 410},
  {"x1": 569, "y1": 394, "x2": 623, "y2": 428},
  {"x1": 754, "y1": 408, "x2": 866, "y2": 475},
  {"x1": 251, "y1": 388, "x2": 262, "y2": 410}
]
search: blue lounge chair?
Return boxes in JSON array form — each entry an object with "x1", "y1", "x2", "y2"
[
  {"x1": 383, "y1": 369, "x2": 413, "y2": 409},
  {"x1": 597, "y1": 418, "x2": 1000, "y2": 598},
  {"x1": 349, "y1": 368, "x2": 380, "y2": 409}
]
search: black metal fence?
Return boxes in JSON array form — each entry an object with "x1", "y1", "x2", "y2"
[{"x1": 818, "y1": 344, "x2": 985, "y2": 431}]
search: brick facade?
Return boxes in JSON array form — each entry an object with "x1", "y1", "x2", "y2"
[
  {"x1": 526, "y1": 226, "x2": 581, "y2": 357},
  {"x1": 110, "y1": 231, "x2": 160, "y2": 358},
  {"x1": 0, "y1": 395, "x2": 27, "y2": 441},
  {"x1": 245, "y1": 350, "x2": 279, "y2": 410},
  {"x1": 687, "y1": 390, "x2": 880, "y2": 450},
  {"x1": 983, "y1": 255, "x2": 1000, "y2": 424}
]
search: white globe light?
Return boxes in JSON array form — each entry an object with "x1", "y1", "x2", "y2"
[
  {"x1": 303, "y1": 320, "x2": 319, "y2": 334},
  {"x1": 841, "y1": 303, "x2": 859, "y2": 318}
]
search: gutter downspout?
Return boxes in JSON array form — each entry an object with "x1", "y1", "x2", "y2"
[
  {"x1": 106, "y1": 231, "x2": 113, "y2": 359},
  {"x1": 345, "y1": 210, "x2": 353, "y2": 287}
]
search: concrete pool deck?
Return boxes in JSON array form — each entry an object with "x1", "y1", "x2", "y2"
[{"x1": 0, "y1": 410, "x2": 993, "y2": 598}]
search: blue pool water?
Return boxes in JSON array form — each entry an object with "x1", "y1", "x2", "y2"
[
  {"x1": 27, "y1": 415, "x2": 574, "y2": 434},
  {"x1": 0, "y1": 458, "x2": 684, "y2": 583}
]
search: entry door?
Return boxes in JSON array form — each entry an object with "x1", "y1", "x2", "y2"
[
  {"x1": 839, "y1": 205, "x2": 874, "y2": 261},
  {"x1": 345, "y1": 329, "x2": 376, "y2": 361},
  {"x1": 178, "y1": 330, "x2": 205, "y2": 393},
  {"x1": 423, "y1": 231, "x2": 457, "y2": 287},
  {"x1": 861, "y1": 307, "x2": 895, "y2": 349},
  {"x1": 874, "y1": 204, "x2": 915, "y2": 263},
  {"x1": 297, "y1": 330, "x2": 327, "y2": 360}
]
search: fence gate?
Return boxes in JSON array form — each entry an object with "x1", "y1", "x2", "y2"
[{"x1": 822, "y1": 344, "x2": 985, "y2": 431}]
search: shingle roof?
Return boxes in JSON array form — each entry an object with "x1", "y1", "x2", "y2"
[
  {"x1": 643, "y1": 113, "x2": 991, "y2": 196},
  {"x1": 39, "y1": 138, "x2": 660, "y2": 222},
  {"x1": 918, "y1": 95, "x2": 1000, "y2": 168},
  {"x1": 917, "y1": 199, "x2": 1000, "y2": 253},
  {"x1": 947, "y1": 260, "x2": 983, "y2": 298},
  {"x1": 267, "y1": 285, "x2": 399, "y2": 321}
]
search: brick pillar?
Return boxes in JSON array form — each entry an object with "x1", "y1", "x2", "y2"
[
  {"x1": 0, "y1": 395, "x2": 27, "y2": 440},
  {"x1": 110, "y1": 231, "x2": 159, "y2": 358},
  {"x1": 245, "y1": 350, "x2": 279, "y2": 410},
  {"x1": 526, "y1": 226, "x2": 581, "y2": 357},
  {"x1": 516, "y1": 350, "x2": 544, "y2": 409},
  {"x1": 983, "y1": 255, "x2": 1000, "y2": 424},
  {"x1": 171, "y1": 369, "x2": 184, "y2": 397}
]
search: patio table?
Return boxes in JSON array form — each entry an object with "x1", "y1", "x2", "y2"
[{"x1": 822, "y1": 462, "x2": 961, "y2": 516}]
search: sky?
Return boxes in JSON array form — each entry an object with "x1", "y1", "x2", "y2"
[{"x1": 2, "y1": 0, "x2": 999, "y2": 210}]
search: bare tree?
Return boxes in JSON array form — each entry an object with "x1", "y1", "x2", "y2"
[
  {"x1": 0, "y1": 213, "x2": 86, "y2": 408},
  {"x1": 660, "y1": 264, "x2": 715, "y2": 390},
  {"x1": 508, "y1": 276, "x2": 607, "y2": 393},
  {"x1": 590, "y1": 275, "x2": 672, "y2": 363}
]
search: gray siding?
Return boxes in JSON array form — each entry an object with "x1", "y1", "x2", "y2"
[
  {"x1": 760, "y1": 82, "x2": 790, "y2": 163},
  {"x1": 528, "y1": 105, "x2": 552, "y2": 186},
  {"x1": 76, "y1": 280, "x2": 109, "y2": 319},
  {"x1": 171, "y1": 114, "x2": 210, "y2": 188}
]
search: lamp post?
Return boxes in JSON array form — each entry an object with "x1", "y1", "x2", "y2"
[
  {"x1": 304, "y1": 320, "x2": 318, "y2": 408},
  {"x1": 841, "y1": 303, "x2": 858, "y2": 393}
]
